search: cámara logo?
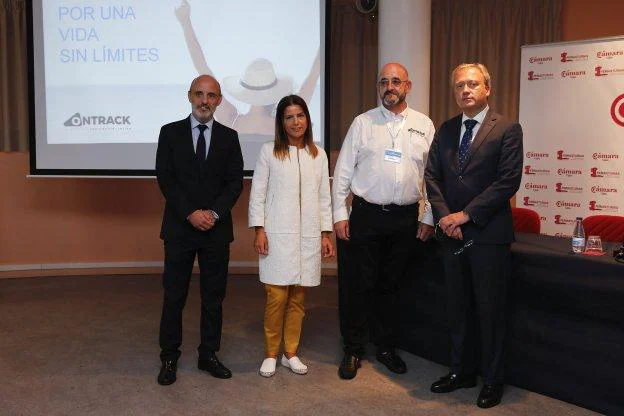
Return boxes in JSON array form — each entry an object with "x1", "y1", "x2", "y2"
[
  {"x1": 597, "y1": 50, "x2": 624, "y2": 59},
  {"x1": 591, "y1": 186, "x2": 618, "y2": 194},
  {"x1": 64, "y1": 112, "x2": 131, "y2": 127},
  {"x1": 556, "y1": 200, "x2": 581, "y2": 209},
  {"x1": 592, "y1": 152, "x2": 619, "y2": 161},
  {"x1": 561, "y1": 70, "x2": 586, "y2": 79},
  {"x1": 557, "y1": 168, "x2": 582, "y2": 176},
  {"x1": 529, "y1": 56, "x2": 552, "y2": 64},
  {"x1": 525, "y1": 182, "x2": 548, "y2": 191},
  {"x1": 526, "y1": 151, "x2": 549, "y2": 160}
]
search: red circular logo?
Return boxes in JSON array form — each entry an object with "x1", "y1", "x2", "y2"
[{"x1": 611, "y1": 93, "x2": 624, "y2": 127}]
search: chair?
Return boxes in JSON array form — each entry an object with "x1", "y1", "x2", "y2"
[
  {"x1": 511, "y1": 207, "x2": 541, "y2": 234},
  {"x1": 582, "y1": 215, "x2": 624, "y2": 243}
]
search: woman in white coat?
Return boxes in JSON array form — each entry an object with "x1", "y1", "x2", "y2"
[{"x1": 249, "y1": 95, "x2": 334, "y2": 377}]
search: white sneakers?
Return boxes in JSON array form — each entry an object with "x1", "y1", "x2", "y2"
[
  {"x1": 259, "y1": 355, "x2": 308, "y2": 377},
  {"x1": 281, "y1": 355, "x2": 308, "y2": 375},
  {"x1": 259, "y1": 357, "x2": 276, "y2": 378}
]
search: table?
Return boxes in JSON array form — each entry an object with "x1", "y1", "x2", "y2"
[{"x1": 395, "y1": 233, "x2": 624, "y2": 415}]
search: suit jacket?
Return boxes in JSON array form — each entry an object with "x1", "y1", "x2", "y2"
[
  {"x1": 156, "y1": 116, "x2": 244, "y2": 245},
  {"x1": 424, "y1": 109, "x2": 523, "y2": 244}
]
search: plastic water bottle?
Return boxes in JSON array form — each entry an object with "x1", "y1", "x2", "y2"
[{"x1": 572, "y1": 217, "x2": 585, "y2": 253}]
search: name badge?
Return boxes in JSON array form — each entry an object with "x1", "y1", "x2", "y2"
[{"x1": 384, "y1": 148, "x2": 402, "y2": 163}]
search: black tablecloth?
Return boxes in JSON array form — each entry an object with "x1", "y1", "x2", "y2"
[{"x1": 395, "y1": 233, "x2": 624, "y2": 415}]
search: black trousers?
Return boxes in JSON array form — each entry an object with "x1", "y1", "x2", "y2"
[
  {"x1": 159, "y1": 240, "x2": 229, "y2": 362},
  {"x1": 338, "y1": 197, "x2": 419, "y2": 357},
  {"x1": 442, "y1": 241, "x2": 511, "y2": 385}
]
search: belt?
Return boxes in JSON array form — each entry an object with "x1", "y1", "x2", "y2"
[{"x1": 352, "y1": 195, "x2": 418, "y2": 213}]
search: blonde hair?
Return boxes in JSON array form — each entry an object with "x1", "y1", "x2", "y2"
[{"x1": 450, "y1": 63, "x2": 491, "y2": 89}]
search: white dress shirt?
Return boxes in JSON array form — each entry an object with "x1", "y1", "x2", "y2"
[
  {"x1": 459, "y1": 105, "x2": 489, "y2": 146},
  {"x1": 332, "y1": 105, "x2": 435, "y2": 225}
]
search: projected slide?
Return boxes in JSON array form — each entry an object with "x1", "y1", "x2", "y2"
[{"x1": 31, "y1": 0, "x2": 325, "y2": 174}]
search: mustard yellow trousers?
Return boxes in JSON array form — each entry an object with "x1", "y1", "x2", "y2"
[{"x1": 264, "y1": 284, "x2": 306, "y2": 357}]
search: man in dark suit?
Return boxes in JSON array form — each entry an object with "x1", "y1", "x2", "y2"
[
  {"x1": 156, "y1": 74, "x2": 244, "y2": 385},
  {"x1": 424, "y1": 63, "x2": 523, "y2": 408}
]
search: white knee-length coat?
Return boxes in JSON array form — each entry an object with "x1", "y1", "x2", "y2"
[{"x1": 249, "y1": 142, "x2": 333, "y2": 287}]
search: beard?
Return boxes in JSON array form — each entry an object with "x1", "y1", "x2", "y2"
[
  {"x1": 382, "y1": 90, "x2": 406, "y2": 108},
  {"x1": 193, "y1": 105, "x2": 214, "y2": 123}
]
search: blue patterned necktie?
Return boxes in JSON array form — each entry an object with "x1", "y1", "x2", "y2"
[
  {"x1": 196, "y1": 124, "x2": 207, "y2": 162},
  {"x1": 458, "y1": 119, "x2": 478, "y2": 168}
]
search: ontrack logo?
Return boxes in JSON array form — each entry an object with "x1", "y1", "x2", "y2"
[{"x1": 64, "y1": 112, "x2": 131, "y2": 127}]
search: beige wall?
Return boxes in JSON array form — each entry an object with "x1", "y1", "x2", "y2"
[
  {"x1": 561, "y1": 0, "x2": 624, "y2": 41},
  {"x1": 2, "y1": 0, "x2": 622, "y2": 276}
]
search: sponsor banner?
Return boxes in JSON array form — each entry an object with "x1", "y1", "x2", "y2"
[
  {"x1": 523, "y1": 165, "x2": 551, "y2": 176},
  {"x1": 555, "y1": 182, "x2": 583, "y2": 193},
  {"x1": 519, "y1": 37, "x2": 624, "y2": 236},
  {"x1": 527, "y1": 71, "x2": 553, "y2": 81},
  {"x1": 556, "y1": 150, "x2": 584, "y2": 160},
  {"x1": 595, "y1": 65, "x2": 624, "y2": 77},
  {"x1": 560, "y1": 52, "x2": 588, "y2": 62}
]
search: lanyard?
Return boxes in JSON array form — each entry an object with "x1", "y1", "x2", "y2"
[{"x1": 382, "y1": 110, "x2": 407, "y2": 148}]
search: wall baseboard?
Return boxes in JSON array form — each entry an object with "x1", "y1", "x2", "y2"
[{"x1": 0, "y1": 260, "x2": 337, "y2": 278}]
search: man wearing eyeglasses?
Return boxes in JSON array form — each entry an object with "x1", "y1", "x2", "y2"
[
  {"x1": 424, "y1": 63, "x2": 523, "y2": 408},
  {"x1": 333, "y1": 62, "x2": 435, "y2": 380}
]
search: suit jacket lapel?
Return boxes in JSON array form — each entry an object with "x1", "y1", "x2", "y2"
[
  {"x1": 181, "y1": 116, "x2": 195, "y2": 158},
  {"x1": 462, "y1": 109, "x2": 498, "y2": 170}
]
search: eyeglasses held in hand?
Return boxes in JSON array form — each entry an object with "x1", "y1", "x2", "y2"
[{"x1": 434, "y1": 222, "x2": 474, "y2": 255}]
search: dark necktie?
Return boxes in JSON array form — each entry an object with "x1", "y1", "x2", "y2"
[
  {"x1": 196, "y1": 124, "x2": 207, "y2": 162},
  {"x1": 458, "y1": 119, "x2": 478, "y2": 168}
]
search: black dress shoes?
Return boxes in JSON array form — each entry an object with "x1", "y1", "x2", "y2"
[
  {"x1": 477, "y1": 384, "x2": 504, "y2": 408},
  {"x1": 376, "y1": 349, "x2": 407, "y2": 374},
  {"x1": 198, "y1": 354, "x2": 232, "y2": 379},
  {"x1": 338, "y1": 354, "x2": 361, "y2": 380},
  {"x1": 430, "y1": 373, "x2": 477, "y2": 393},
  {"x1": 157, "y1": 360, "x2": 177, "y2": 385}
]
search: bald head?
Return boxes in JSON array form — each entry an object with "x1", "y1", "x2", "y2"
[
  {"x1": 379, "y1": 62, "x2": 409, "y2": 80},
  {"x1": 377, "y1": 62, "x2": 411, "y2": 114},
  {"x1": 188, "y1": 74, "x2": 223, "y2": 123},
  {"x1": 189, "y1": 74, "x2": 221, "y2": 95}
]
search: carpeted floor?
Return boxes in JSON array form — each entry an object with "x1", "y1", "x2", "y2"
[{"x1": 0, "y1": 274, "x2": 599, "y2": 415}]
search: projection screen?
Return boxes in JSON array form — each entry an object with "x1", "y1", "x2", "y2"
[{"x1": 28, "y1": 0, "x2": 328, "y2": 176}]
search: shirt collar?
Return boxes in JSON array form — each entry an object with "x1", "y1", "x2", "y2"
[
  {"x1": 380, "y1": 104, "x2": 409, "y2": 121},
  {"x1": 190, "y1": 114, "x2": 214, "y2": 130},
  {"x1": 462, "y1": 105, "x2": 489, "y2": 125}
]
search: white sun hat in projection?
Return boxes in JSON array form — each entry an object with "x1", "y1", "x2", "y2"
[{"x1": 223, "y1": 58, "x2": 293, "y2": 106}]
